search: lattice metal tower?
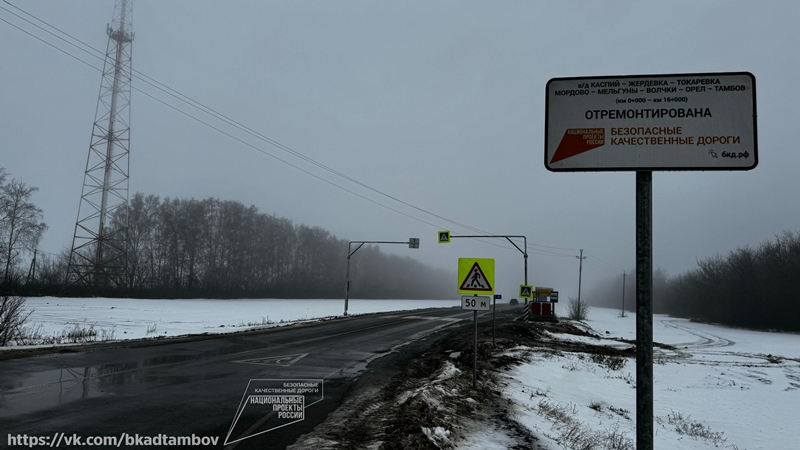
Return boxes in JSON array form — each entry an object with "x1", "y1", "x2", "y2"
[{"x1": 67, "y1": 0, "x2": 134, "y2": 288}]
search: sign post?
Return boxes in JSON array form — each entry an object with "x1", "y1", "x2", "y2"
[
  {"x1": 458, "y1": 258, "x2": 494, "y2": 389},
  {"x1": 461, "y1": 295, "x2": 490, "y2": 388},
  {"x1": 493, "y1": 294, "x2": 501, "y2": 346},
  {"x1": 636, "y1": 170, "x2": 653, "y2": 448},
  {"x1": 545, "y1": 71, "x2": 757, "y2": 450}
]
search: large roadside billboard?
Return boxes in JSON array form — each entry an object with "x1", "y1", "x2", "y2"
[{"x1": 545, "y1": 72, "x2": 757, "y2": 171}]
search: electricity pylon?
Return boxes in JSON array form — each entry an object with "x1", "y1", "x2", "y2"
[{"x1": 67, "y1": 0, "x2": 134, "y2": 289}]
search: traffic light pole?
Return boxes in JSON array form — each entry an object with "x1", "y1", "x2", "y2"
[
  {"x1": 446, "y1": 235, "x2": 528, "y2": 286},
  {"x1": 344, "y1": 238, "x2": 419, "y2": 316}
]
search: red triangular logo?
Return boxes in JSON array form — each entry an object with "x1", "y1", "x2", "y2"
[
  {"x1": 459, "y1": 262, "x2": 493, "y2": 291},
  {"x1": 550, "y1": 128, "x2": 606, "y2": 164}
]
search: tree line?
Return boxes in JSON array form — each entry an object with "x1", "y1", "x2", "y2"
[
  {"x1": 590, "y1": 231, "x2": 800, "y2": 332},
  {"x1": 1, "y1": 165, "x2": 452, "y2": 299},
  {"x1": 109, "y1": 193, "x2": 452, "y2": 299}
]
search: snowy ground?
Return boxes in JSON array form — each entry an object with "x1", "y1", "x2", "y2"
[
  {"x1": 497, "y1": 308, "x2": 800, "y2": 450},
  {"x1": 7, "y1": 299, "x2": 800, "y2": 449},
  {"x1": 3, "y1": 297, "x2": 455, "y2": 348}
]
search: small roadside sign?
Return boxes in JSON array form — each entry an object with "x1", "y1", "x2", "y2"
[
  {"x1": 457, "y1": 258, "x2": 495, "y2": 294},
  {"x1": 534, "y1": 287, "x2": 553, "y2": 296},
  {"x1": 461, "y1": 295, "x2": 491, "y2": 311},
  {"x1": 494, "y1": 294, "x2": 502, "y2": 300},
  {"x1": 438, "y1": 230, "x2": 451, "y2": 243},
  {"x1": 551, "y1": 291, "x2": 559, "y2": 303},
  {"x1": 519, "y1": 284, "x2": 533, "y2": 298}
]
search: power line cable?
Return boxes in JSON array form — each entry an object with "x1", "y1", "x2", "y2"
[
  {"x1": 0, "y1": 4, "x2": 572, "y2": 257},
  {"x1": 588, "y1": 254, "x2": 625, "y2": 272},
  {"x1": 0, "y1": 3, "x2": 497, "y2": 237},
  {"x1": 0, "y1": 15, "x2": 447, "y2": 229},
  {"x1": 1, "y1": 11, "x2": 522, "y2": 254},
  {"x1": 586, "y1": 255, "x2": 624, "y2": 274}
]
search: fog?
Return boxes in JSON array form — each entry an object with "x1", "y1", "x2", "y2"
[{"x1": 2, "y1": 1, "x2": 798, "y2": 299}]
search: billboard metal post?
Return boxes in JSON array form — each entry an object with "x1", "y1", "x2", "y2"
[{"x1": 636, "y1": 171, "x2": 653, "y2": 450}]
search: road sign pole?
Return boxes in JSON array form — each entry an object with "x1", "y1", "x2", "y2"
[
  {"x1": 344, "y1": 253, "x2": 351, "y2": 316},
  {"x1": 636, "y1": 171, "x2": 654, "y2": 450},
  {"x1": 492, "y1": 295, "x2": 496, "y2": 347},
  {"x1": 473, "y1": 309, "x2": 478, "y2": 389}
]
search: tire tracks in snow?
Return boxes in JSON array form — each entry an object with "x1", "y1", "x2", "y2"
[{"x1": 657, "y1": 319, "x2": 800, "y2": 391}]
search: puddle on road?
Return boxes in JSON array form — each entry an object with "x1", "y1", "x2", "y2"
[
  {"x1": 0, "y1": 339, "x2": 281, "y2": 417},
  {"x1": 0, "y1": 366, "x2": 108, "y2": 417}
]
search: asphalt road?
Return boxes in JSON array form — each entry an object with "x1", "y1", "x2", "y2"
[{"x1": 0, "y1": 305, "x2": 507, "y2": 449}]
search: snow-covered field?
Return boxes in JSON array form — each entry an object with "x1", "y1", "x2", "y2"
[
  {"x1": 499, "y1": 307, "x2": 800, "y2": 450},
  {"x1": 8, "y1": 299, "x2": 800, "y2": 449},
  {"x1": 4, "y1": 296, "x2": 456, "y2": 347}
]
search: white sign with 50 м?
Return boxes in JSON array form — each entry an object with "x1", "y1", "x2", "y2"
[{"x1": 461, "y1": 295, "x2": 490, "y2": 311}]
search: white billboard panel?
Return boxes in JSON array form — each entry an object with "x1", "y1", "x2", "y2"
[{"x1": 545, "y1": 72, "x2": 757, "y2": 171}]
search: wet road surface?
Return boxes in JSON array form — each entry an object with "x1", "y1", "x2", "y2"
[{"x1": 1, "y1": 306, "x2": 500, "y2": 449}]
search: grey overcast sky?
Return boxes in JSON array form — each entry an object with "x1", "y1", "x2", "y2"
[{"x1": 1, "y1": 1, "x2": 798, "y2": 299}]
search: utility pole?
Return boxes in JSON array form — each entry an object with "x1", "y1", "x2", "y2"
[
  {"x1": 622, "y1": 271, "x2": 626, "y2": 317},
  {"x1": 26, "y1": 249, "x2": 37, "y2": 284},
  {"x1": 576, "y1": 249, "x2": 586, "y2": 303}
]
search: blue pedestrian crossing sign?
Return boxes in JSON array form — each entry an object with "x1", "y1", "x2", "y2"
[
  {"x1": 519, "y1": 284, "x2": 533, "y2": 298},
  {"x1": 438, "y1": 230, "x2": 451, "y2": 243}
]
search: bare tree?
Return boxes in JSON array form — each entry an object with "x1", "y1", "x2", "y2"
[
  {"x1": 117, "y1": 193, "x2": 160, "y2": 289},
  {"x1": 0, "y1": 178, "x2": 47, "y2": 285},
  {"x1": 0, "y1": 295, "x2": 32, "y2": 346},
  {"x1": 567, "y1": 296, "x2": 591, "y2": 321}
]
